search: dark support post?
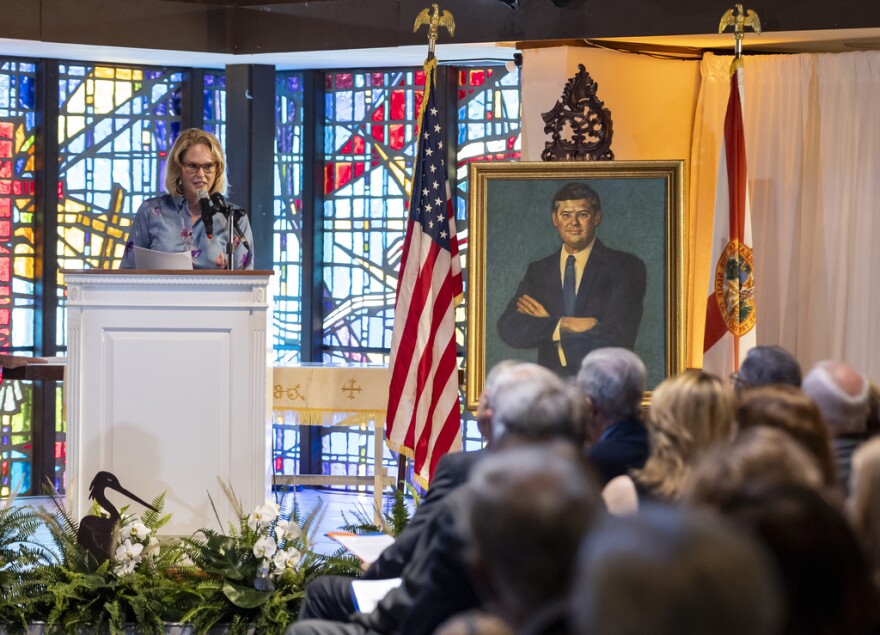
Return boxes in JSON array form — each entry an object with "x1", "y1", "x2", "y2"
[
  {"x1": 181, "y1": 68, "x2": 205, "y2": 132},
  {"x1": 224, "y1": 64, "x2": 275, "y2": 271},
  {"x1": 32, "y1": 60, "x2": 61, "y2": 495},
  {"x1": 299, "y1": 70, "x2": 325, "y2": 475}
]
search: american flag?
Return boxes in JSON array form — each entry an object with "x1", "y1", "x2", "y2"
[{"x1": 385, "y1": 59, "x2": 463, "y2": 487}]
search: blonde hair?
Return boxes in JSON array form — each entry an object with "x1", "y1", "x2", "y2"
[
  {"x1": 634, "y1": 371, "x2": 734, "y2": 501},
  {"x1": 849, "y1": 436, "x2": 880, "y2": 586},
  {"x1": 164, "y1": 128, "x2": 227, "y2": 196}
]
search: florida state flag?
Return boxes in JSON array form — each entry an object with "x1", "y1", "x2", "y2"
[{"x1": 703, "y1": 61, "x2": 756, "y2": 376}]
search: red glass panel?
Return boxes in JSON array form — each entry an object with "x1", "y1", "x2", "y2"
[
  {"x1": 0, "y1": 141, "x2": 11, "y2": 157},
  {"x1": 458, "y1": 89, "x2": 466, "y2": 100},
  {"x1": 324, "y1": 163, "x2": 334, "y2": 195},
  {"x1": 0, "y1": 199, "x2": 9, "y2": 218},
  {"x1": 335, "y1": 163, "x2": 353, "y2": 190},
  {"x1": 0, "y1": 162, "x2": 10, "y2": 179},
  {"x1": 391, "y1": 90, "x2": 406, "y2": 120},
  {"x1": 0, "y1": 221, "x2": 10, "y2": 239},
  {"x1": 415, "y1": 71, "x2": 426, "y2": 86},
  {"x1": 389, "y1": 124, "x2": 404, "y2": 151},
  {"x1": 371, "y1": 105, "x2": 385, "y2": 122},
  {"x1": 0, "y1": 182, "x2": 8, "y2": 195},
  {"x1": 0, "y1": 309, "x2": 8, "y2": 326},
  {"x1": 371, "y1": 124, "x2": 385, "y2": 143},
  {"x1": 340, "y1": 138, "x2": 353, "y2": 153},
  {"x1": 469, "y1": 70, "x2": 486, "y2": 87},
  {"x1": 415, "y1": 90, "x2": 424, "y2": 117},
  {"x1": 508, "y1": 137, "x2": 517, "y2": 150},
  {"x1": 0, "y1": 123, "x2": 12, "y2": 138},
  {"x1": 0, "y1": 260, "x2": 8, "y2": 282},
  {"x1": 336, "y1": 73, "x2": 353, "y2": 89},
  {"x1": 353, "y1": 136, "x2": 366, "y2": 154},
  {"x1": 354, "y1": 162, "x2": 365, "y2": 179}
]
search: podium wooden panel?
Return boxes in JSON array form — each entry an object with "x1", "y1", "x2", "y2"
[{"x1": 63, "y1": 270, "x2": 273, "y2": 536}]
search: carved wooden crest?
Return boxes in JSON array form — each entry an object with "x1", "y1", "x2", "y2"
[{"x1": 541, "y1": 64, "x2": 614, "y2": 161}]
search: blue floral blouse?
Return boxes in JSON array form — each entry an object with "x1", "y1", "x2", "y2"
[{"x1": 120, "y1": 194, "x2": 254, "y2": 270}]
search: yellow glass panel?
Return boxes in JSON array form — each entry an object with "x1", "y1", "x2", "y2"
[
  {"x1": 66, "y1": 227, "x2": 86, "y2": 253},
  {"x1": 14, "y1": 257, "x2": 34, "y2": 280},
  {"x1": 114, "y1": 81, "x2": 133, "y2": 109},
  {"x1": 142, "y1": 130, "x2": 152, "y2": 147},
  {"x1": 92, "y1": 220, "x2": 106, "y2": 233},
  {"x1": 24, "y1": 156, "x2": 33, "y2": 171},
  {"x1": 64, "y1": 199, "x2": 86, "y2": 213},
  {"x1": 117, "y1": 68, "x2": 132, "y2": 81},
  {"x1": 133, "y1": 69, "x2": 143, "y2": 81},
  {"x1": 66, "y1": 82, "x2": 86, "y2": 114},
  {"x1": 95, "y1": 66, "x2": 115, "y2": 79}
]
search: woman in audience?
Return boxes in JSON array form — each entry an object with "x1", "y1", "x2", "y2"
[
  {"x1": 684, "y1": 426, "x2": 827, "y2": 509},
  {"x1": 735, "y1": 384, "x2": 837, "y2": 487},
  {"x1": 603, "y1": 371, "x2": 734, "y2": 512},
  {"x1": 848, "y1": 436, "x2": 880, "y2": 587}
]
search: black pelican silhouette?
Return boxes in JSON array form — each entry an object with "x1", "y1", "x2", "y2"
[{"x1": 77, "y1": 471, "x2": 158, "y2": 562}]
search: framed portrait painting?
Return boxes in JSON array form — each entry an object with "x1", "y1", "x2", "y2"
[{"x1": 465, "y1": 160, "x2": 685, "y2": 409}]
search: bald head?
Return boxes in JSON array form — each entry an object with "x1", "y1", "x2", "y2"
[{"x1": 803, "y1": 361, "x2": 869, "y2": 436}]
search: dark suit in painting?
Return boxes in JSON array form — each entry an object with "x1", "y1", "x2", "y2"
[{"x1": 497, "y1": 239, "x2": 647, "y2": 377}]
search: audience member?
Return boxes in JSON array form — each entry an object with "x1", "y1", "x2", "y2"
[
  {"x1": 464, "y1": 444, "x2": 601, "y2": 634},
  {"x1": 297, "y1": 361, "x2": 518, "y2": 621},
  {"x1": 735, "y1": 384, "x2": 837, "y2": 487},
  {"x1": 803, "y1": 360, "x2": 870, "y2": 492},
  {"x1": 569, "y1": 505, "x2": 782, "y2": 635},
  {"x1": 576, "y1": 347, "x2": 648, "y2": 485},
  {"x1": 866, "y1": 380, "x2": 880, "y2": 437},
  {"x1": 732, "y1": 345, "x2": 802, "y2": 392},
  {"x1": 719, "y1": 484, "x2": 880, "y2": 635},
  {"x1": 683, "y1": 426, "x2": 827, "y2": 509},
  {"x1": 848, "y1": 436, "x2": 880, "y2": 588},
  {"x1": 287, "y1": 363, "x2": 587, "y2": 635},
  {"x1": 623, "y1": 370, "x2": 734, "y2": 504}
]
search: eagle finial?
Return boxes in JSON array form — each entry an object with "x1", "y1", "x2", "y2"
[
  {"x1": 718, "y1": 4, "x2": 761, "y2": 59},
  {"x1": 414, "y1": 4, "x2": 456, "y2": 58}
]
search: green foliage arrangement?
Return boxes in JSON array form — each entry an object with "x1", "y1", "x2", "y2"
[
  {"x1": 340, "y1": 482, "x2": 420, "y2": 538},
  {"x1": 179, "y1": 484, "x2": 361, "y2": 635},
  {"x1": 0, "y1": 482, "x2": 407, "y2": 634}
]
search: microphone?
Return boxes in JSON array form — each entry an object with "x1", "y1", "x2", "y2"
[
  {"x1": 211, "y1": 193, "x2": 251, "y2": 253},
  {"x1": 197, "y1": 189, "x2": 215, "y2": 239}
]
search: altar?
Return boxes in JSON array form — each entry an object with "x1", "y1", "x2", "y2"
[{"x1": 272, "y1": 365, "x2": 396, "y2": 520}]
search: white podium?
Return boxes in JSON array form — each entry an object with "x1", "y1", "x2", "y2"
[{"x1": 63, "y1": 270, "x2": 273, "y2": 536}]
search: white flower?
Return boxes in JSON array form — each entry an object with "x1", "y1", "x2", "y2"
[
  {"x1": 144, "y1": 536, "x2": 161, "y2": 557},
  {"x1": 247, "y1": 499, "x2": 280, "y2": 531},
  {"x1": 113, "y1": 539, "x2": 144, "y2": 575},
  {"x1": 114, "y1": 559, "x2": 138, "y2": 576},
  {"x1": 123, "y1": 520, "x2": 150, "y2": 541},
  {"x1": 274, "y1": 519, "x2": 302, "y2": 542},
  {"x1": 252, "y1": 535, "x2": 277, "y2": 559},
  {"x1": 272, "y1": 547, "x2": 302, "y2": 574},
  {"x1": 254, "y1": 558, "x2": 275, "y2": 591}
]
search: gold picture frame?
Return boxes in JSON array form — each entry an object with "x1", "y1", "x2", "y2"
[{"x1": 465, "y1": 160, "x2": 686, "y2": 409}]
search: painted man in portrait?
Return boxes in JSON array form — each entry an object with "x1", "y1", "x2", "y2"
[{"x1": 496, "y1": 182, "x2": 647, "y2": 377}]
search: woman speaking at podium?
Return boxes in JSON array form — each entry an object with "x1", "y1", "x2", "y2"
[{"x1": 120, "y1": 128, "x2": 254, "y2": 270}]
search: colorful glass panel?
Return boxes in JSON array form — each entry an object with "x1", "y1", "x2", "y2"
[
  {"x1": 456, "y1": 65, "x2": 521, "y2": 451},
  {"x1": 272, "y1": 72, "x2": 305, "y2": 475},
  {"x1": 0, "y1": 59, "x2": 38, "y2": 495},
  {"x1": 55, "y1": 63, "x2": 183, "y2": 346},
  {"x1": 203, "y1": 71, "x2": 226, "y2": 147},
  {"x1": 322, "y1": 68, "x2": 424, "y2": 366}
]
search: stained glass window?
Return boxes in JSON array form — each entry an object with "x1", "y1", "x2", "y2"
[
  {"x1": 272, "y1": 72, "x2": 304, "y2": 476},
  {"x1": 322, "y1": 69, "x2": 425, "y2": 366},
  {"x1": 55, "y1": 63, "x2": 183, "y2": 347},
  {"x1": 0, "y1": 58, "x2": 38, "y2": 496},
  {"x1": 203, "y1": 71, "x2": 226, "y2": 147},
  {"x1": 456, "y1": 65, "x2": 521, "y2": 451}
]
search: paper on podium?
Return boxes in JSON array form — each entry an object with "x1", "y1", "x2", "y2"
[
  {"x1": 351, "y1": 578, "x2": 402, "y2": 614},
  {"x1": 326, "y1": 531, "x2": 395, "y2": 564},
  {"x1": 133, "y1": 246, "x2": 193, "y2": 270}
]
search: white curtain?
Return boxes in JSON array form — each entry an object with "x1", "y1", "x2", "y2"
[{"x1": 692, "y1": 52, "x2": 880, "y2": 379}]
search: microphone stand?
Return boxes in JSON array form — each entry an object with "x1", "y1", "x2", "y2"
[{"x1": 210, "y1": 196, "x2": 252, "y2": 271}]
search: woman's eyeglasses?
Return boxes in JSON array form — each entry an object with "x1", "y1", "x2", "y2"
[{"x1": 182, "y1": 161, "x2": 217, "y2": 175}]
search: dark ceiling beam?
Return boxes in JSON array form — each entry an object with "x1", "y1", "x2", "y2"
[{"x1": 1, "y1": 0, "x2": 878, "y2": 56}]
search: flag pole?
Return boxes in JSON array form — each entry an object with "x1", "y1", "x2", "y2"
[
  {"x1": 390, "y1": 4, "x2": 458, "y2": 492},
  {"x1": 718, "y1": 4, "x2": 762, "y2": 65}
]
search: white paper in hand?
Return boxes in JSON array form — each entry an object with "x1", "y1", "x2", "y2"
[{"x1": 133, "y1": 246, "x2": 193, "y2": 270}]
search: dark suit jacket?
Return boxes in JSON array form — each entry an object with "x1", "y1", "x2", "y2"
[
  {"x1": 364, "y1": 448, "x2": 484, "y2": 579},
  {"x1": 588, "y1": 418, "x2": 649, "y2": 486},
  {"x1": 496, "y1": 239, "x2": 647, "y2": 376}
]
